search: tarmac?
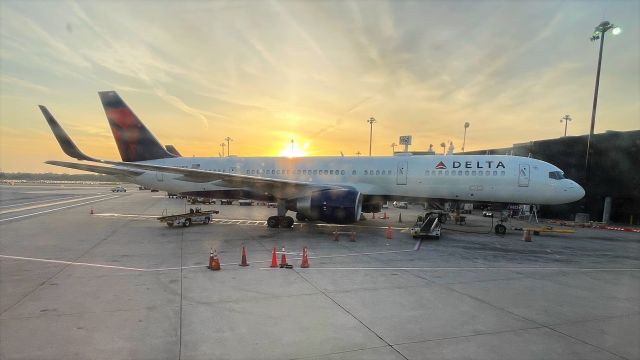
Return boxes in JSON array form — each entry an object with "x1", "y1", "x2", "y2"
[{"x1": 1, "y1": 183, "x2": 638, "y2": 360}]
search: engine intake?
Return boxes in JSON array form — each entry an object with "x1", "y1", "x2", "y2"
[{"x1": 291, "y1": 189, "x2": 362, "y2": 224}]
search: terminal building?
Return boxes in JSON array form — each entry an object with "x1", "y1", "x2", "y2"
[{"x1": 464, "y1": 130, "x2": 640, "y2": 224}]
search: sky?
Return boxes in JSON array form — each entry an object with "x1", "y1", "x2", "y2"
[{"x1": 0, "y1": 0, "x2": 638, "y2": 173}]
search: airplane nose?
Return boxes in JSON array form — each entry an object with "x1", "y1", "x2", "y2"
[{"x1": 564, "y1": 181, "x2": 585, "y2": 202}]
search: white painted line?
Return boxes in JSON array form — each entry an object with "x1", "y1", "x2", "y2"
[
  {"x1": 0, "y1": 196, "x2": 80, "y2": 208},
  {"x1": 0, "y1": 195, "x2": 120, "y2": 223},
  {"x1": 0, "y1": 194, "x2": 112, "y2": 215},
  {"x1": 266, "y1": 267, "x2": 640, "y2": 271},
  {"x1": 94, "y1": 213, "x2": 159, "y2": 219},
  {"x1": 0, "y1": 255, "x2": 147, "y2": 271}
]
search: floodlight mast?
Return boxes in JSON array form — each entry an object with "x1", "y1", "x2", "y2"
[{"x1": 584, "y1": 20, "x2": 620, "y2": 213}]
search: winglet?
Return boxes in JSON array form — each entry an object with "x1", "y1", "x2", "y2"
[{"x1": 39, "y1": 105, "x2": 98, "y2": 162}]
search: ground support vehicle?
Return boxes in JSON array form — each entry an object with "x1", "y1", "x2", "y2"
[
  {"x1": 410, "y1": 211, "x2": 444, "y2": 240},
  {"x1": 158, "y1": 208, "x2": 219, "y2": 228}
]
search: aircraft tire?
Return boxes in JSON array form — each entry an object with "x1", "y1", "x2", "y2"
[
  {"x1": 282, "y1": 216, "x2": 294, "y2": 228},
  {"x1": 494, "y1": 224, "x2": 506, "y2": 235},
  {"x1": 183, "y1": 218, "x2": 191, "y2": 228},
  {"x1": 204, "y1": 217, "x2": 210, "y2": 224},
  {"x1": 296, "y1": 213, "x2": 307, "y2": 221},
  {"x1": 267, "y1": 216, "x2": 280, "y2": 228}
]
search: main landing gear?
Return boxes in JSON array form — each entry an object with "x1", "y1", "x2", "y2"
[
  {"x1": 267, "y1": 200, "x2": 294, "y2": 229},
  {"x1": 267, "y1": 215, "x2": 294, "y2": 228}
]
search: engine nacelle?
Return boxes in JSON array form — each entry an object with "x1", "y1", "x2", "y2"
[{"x1": 291, "y1": 189, "x2": 363, "y2": 224}]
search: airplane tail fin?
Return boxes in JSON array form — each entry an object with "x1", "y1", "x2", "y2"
[
  {"x1": 98, "y1": 91, "x2": 175, "y2": 162},
  {"x1": 39, "y1": 105, "x2": 98, "y2": 162}
]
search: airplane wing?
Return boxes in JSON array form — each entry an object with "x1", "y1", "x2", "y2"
[
  {"x1": 94, "y1": 159, "x2": 346, "y2": 198},
  {"x1": 45, "y1": 160, "x2": 144, "y2": 177}
]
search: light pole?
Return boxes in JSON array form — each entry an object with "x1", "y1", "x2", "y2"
[
  {"x1": 355, "y1": 151, "x2": 361, "y2": 156},
  {"x1": 367, "y1": 117, "x2": 376, "y2": 156},
  {"x1": 560, "y1": 115, "x2": 572, "y2": 137},
  {"x1": 461, "y1": 122, "x2": 470, "y2": 154},
  {"x1": 220, "y1": 143, "x2": 225, "y2": 157},
  {"x1": 224, "y1": 137, "x2": 233, "y2": 156},
  {"x1": 391, "y1": 142, "x2": 396, "y2": 154},
  {"x1": 290, "y1": 139, "x2": 294, "y2": 153},
  {"x1": 586, "y1": 21, "x2": 620, "y2": 179},
  {"x1": 440, "y1": 142, "x2": 446, "y2": 155}
]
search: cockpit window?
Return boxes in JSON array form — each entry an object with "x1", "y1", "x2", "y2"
[{"x1": 548, "y1": 171, "x2": 565, "y2": 180}]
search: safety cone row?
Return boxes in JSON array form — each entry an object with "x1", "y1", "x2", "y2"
[
  {"x1": 239, "y1": 245, "x2": 249, "y2": 266},
  {"x1": 208, "y1": 249, "x2": 221, "y2": 271}
]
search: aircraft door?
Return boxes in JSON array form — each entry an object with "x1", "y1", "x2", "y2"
[
  {"x1": 518, "y1": 164, "x2": 530, "y2": 187},
  {"x1": 156, "y1": 171, "x2": 164, "y2": 182},
  {"x1": 397, "y1": 161, "x2": 408, "y2": 185}
]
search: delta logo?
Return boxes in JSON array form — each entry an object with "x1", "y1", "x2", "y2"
[{"x1": 434, "y1": 160, "x2": 507, "y2": 170}]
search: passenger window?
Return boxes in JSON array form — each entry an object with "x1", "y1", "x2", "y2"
[
  {"x1": 297, "y1": 170, "x2": 301, "y2": 175},
  {"x1": 364, "y1": 170, "x2": 368, "y2": 175},
  {"x1": 465, "y1": 171, "x2": 470, "y2": 176},
  {"x1": 452, "y1": 171, "x2": 456, "y2": 176},
  {"x1": 425, "y1": 170, "x2": 429, "y2": 176},
  {"x1": 478, "y1": 171, "x2": 483, "y2": 176},
  {"x1": 324, "y1": 170, "x2": 328, "y2": 175},
  {"x1": 445, "y1": 170, "x2": 449, "y2": 175},
  {"x1": 493, "y1": 171, "x2": 498, "y2": 176},
  {"x1": 432, "y1": 171, "x2": 436, "y2": 176},
  {"x1": 276, "y1": 170, "x2": 280, "y2": 175},
  {"x1": 302, "y1": 170, "x2": 307, "y2": 175},
  {"x1": 472, "y1": 171, "x2": 476, "y2": 176},
  {"x1": 485, "y1": 171, "x2": 490, "y2": 176},
  {"x1": 376, "y1": 170, "x2": 380, "y2": 175},
  {"x1": 370, "y1": 169, "x2": 374, "y2": 175},
  {"x1": 313, "y1": 170, "x2": 318, "y2": 175},
  {"x1": 251, "y1": 170, "x2": 255, "y2": 174},
  {"x1": 341, "y1": 170, "x2": 345, "y2": 175},
  {"x1": 458, "y1": 170, "x2": 462, "y2": 176},
  {"x1": 351, "y1": 170, "x2": 356, "y2": 175},
  {"x1": 501, "y1": 171, "x2": 506, "y2": 176},
  {"x1": 438, "y1": 170, "x2": 442, "y2": 176}
]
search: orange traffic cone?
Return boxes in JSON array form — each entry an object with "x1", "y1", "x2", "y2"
[
  {"x1": 398, "y1": 213, "x2": 402, "y2": 223},
  {"x1": 90, "y1": 207, "x2": 94, "y2": 215},
  {"x1": 239, "y1": 245, "x2": 249, "y2": 266},
  {"x1": 209, "y1": 249, "x2": 221, "y2": 271},
  {"x1": 300, "y1": 246, "x2": 310, "y2": 268},
  {"x1": 350, "y1": 231, "x2": 356, "y2": 242},
  {"x1": 386, "y1": 226, "x2": 393, "y2": 240},
  {"x1": 382, "y1": 212, "x2": 388, "y2": 219},
  {"x1": 280, "y1": 246, "x2": 288, "y2": 267},
  {"x1": 372, "y1": 212, "x2": 376, "y2": 219},
  {"x1": 270, "y1": 247, "x2": 278, "y2": 268},
  {"x1": 523, "y1": 229, "x2": 532, "y2": 242}
]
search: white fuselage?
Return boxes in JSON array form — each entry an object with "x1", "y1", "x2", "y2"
[{"x1": 122, "y1": 155, "x2": 584, "y2": 205}]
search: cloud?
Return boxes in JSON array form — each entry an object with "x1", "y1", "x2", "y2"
[{"x1": 0, "y1": 75, "x2": 50, "y2": 93}]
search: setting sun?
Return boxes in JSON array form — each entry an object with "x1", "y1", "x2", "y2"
[{"x1": 278, "y1": 140, "x2": 309, "y2": 157}]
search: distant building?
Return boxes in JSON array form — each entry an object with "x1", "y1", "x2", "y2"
[{"x1": 465, "y1": 130, "x2": 640, "y2": 224}]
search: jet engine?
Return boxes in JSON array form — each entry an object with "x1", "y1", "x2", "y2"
[{"x1": 289, "y1": 189, "x2": 362, "y2": 224}]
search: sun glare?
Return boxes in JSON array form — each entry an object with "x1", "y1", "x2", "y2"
[{"x1": 278, "y1": 140, "x2": 308, "y2": 157}]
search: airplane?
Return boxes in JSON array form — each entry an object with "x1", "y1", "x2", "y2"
[{"x1": 40, "y1": 91, "x2": 585, "y2": 231}]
